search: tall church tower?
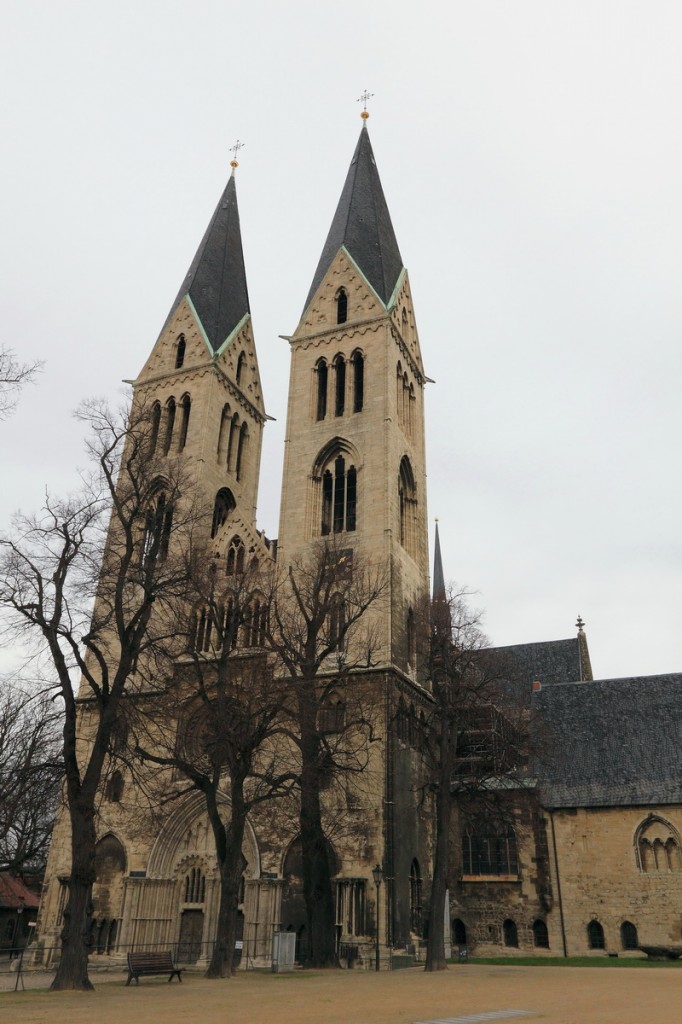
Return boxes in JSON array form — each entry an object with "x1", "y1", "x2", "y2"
[
  {"x1": 277, "y1": 119, "x2": 430, "y2": 677},
  {"x1": 134, "y1": 161, "x2": 268, "y2": 555}
]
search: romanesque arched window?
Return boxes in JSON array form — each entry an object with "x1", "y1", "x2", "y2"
[
  {"x1": 399, "y1": 456, "x2": 417, "y2": 557},
  {"x1": 175, "y1": 335, "x2": 186, "y2": 369},
  {"x1": 587, "y1": 919, "x2": 605, "y2": 949},
  {"x1": 636, "y1": 816, "x2": 682, "y2": 872},
  {"x1": 163, "y1": 397, "x2": 176, "y2": 455},
  {"x1": 178, "y1": 393, "x2": 191, "y2": 450},
  {"x1": 621, "y1": 921, "x2": 638, "y2": 950},
  {"x1": 406, "y1": 606, "x2": 416, "y2": 665},
  {"x1": 321, "y1": 455, "x2": 357, "y2": 535},
  {"x1": 211, "y1": 488, "x2": 235, "y2": 538},
  {"x1": 351, "y1": 350, "x2": 364, "y2": 413},
  {"x1": 336, "y1": 288, "x2": 348, "y2": 324},
  {"x1": 452, "y1": 918, "x2": 467, "y2": 946},
  {"x1": 149, "y1": 401, "x2": 162, "y2": 454},
  {"x1": 533, "y1": 919, "x2": 549, "y2": 948},
  {"x1": 409, "y1": 859, "x2": 423, "y2": 934},
  {"x1": 318, "y1": 693, "x2": 346, "y2": 734},
  {"x1": 396, "y1": 361, "x2": 403, "y2": 419},
  {"x1": 316, "y1": 359, "x2": 328, "y2": 421},
  {"x1": 503, "y1": 919, "x2": 518, "y2": 947},
  {"x1": 226, "y1": 535, "x2": 245, "y2": 576},
  {"x1": 236, "y1": 350, "x2": 246, "y2": 385}
]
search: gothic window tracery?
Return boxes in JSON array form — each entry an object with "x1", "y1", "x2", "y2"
[
  {"x1": 320, "y1": 453, "x2": 357, "y2": 535},
  {"x1": 226, "y1": 535, "x2": 245, "y2": 576},
  {"x1": 184, "y1": 867, "x2": 206, "y2": 904}
]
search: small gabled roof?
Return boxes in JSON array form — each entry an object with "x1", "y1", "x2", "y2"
[
  {"x1": 304, "y1": 125, "x2": 404, "y2": 313},
  {"x1": 166, "y1": 172, "x2": 250, "y2": 352},
  {"x1": 0, "y1": 873, "x2": 40, "y2": 910}
]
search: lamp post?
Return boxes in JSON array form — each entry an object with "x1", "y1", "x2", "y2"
[{"x1": 372, "y1": 864, "x2": 383, "y2": 972}]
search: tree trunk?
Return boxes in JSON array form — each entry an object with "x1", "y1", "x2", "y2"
[
  {"x1": 205, "y1": 775, "x2": 247, "y2": 979},
  {"x1": 299, "y1": 720, "x2": 337, "y2": 968},
  {"x1": 206, "y1": 830, "x2": 246, "y2": 978},
  {"x1": 425, "y1": 727, "x2": 452, "y2": 972},
  {"x1": 51, "y1": 802, "x2": 96, "y2": 990}
]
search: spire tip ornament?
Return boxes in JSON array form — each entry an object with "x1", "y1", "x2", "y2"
[
  {"x1": 229, "y1": 139, "x2": 245, "y2": 172},
  {"x1": 357, "y1": 89, "x2": 374, "y2": 120}
]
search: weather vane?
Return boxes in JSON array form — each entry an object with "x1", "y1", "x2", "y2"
[
  {"x1": 357, "y1": 90, "x2": 374, "y2": 120},
  {"x1": 229, "y1": 139, "x2": 245, "y2": 169}
]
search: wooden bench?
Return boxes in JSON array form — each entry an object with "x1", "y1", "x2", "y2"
[{"x1": 126, "y1": 951, "x2": 183, "y2": 985}]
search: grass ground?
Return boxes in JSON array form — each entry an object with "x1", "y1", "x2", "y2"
[{"x1": 1, "y1": 962, "x2": 682, "y2": 1024}]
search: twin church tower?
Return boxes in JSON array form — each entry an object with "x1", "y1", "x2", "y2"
[{"x1": 38, "y1": 119, "x2": 437, "y2": 965}]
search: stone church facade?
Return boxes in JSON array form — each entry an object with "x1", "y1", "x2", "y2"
[{"x1": 35, "y1": 120, "x2": 682, "y2": 967}]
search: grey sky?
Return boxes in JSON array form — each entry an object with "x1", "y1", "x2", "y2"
[{"x1": 1, "y1": 0, "x2": 680, "y2": 678}]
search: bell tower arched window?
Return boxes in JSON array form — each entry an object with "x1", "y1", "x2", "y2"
[
  {"x1": 163, "y1": 397, "x2": 176, "y2": 455},
  {"x1": 211, "y1": 488, "x2": 235, "y2": 539},
  {"x1": 149, "y1": 401, "x2": 161, "y2": 455},
  {"x1": 227, "y1": 413, "x2": 239, "y2": 471},
  {"x1": 334, "y1": 355, "x2": 346, "y2": 417},
  {"x1": 236, "y1": 351, "x2": 246, "y2": 385},
  {"x1": 399, "y1": 456, "x2": 417, "y2": 558},
  {"x1": 236, "y1": 422, "x2": 248, "y2": 481},
  {"x1": 142, "y1": 486, "x2": 173, "y2": 565},
  {"x1": 322, "y1": 455, "x2": 356, "y2": 535},
  {"x1": 315, "y1": 359, "x2": 328, "y2": 421},
  {"x1": 175, "y1": 335, "x2": 186, "y2": 369},
  {"x1": 351, "y1": 350, "x2": 364, "y2": 413},
  {"x1": 336, "y1": 288, "x2": 348, "y2": 324},
  {"x1": 178, "y1": 393, "x2": 191, "y2": 450}
]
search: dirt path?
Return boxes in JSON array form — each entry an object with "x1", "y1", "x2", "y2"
[{"x1": 1, "y1": 964, "x2": 680, "y2": 1024}]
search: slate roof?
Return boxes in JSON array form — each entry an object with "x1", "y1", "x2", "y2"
[
  {"x1": 490, "y1": 638, "x2": 585, "y2": 690},
  {"x1": 0, "y1": 874, "x2": 40, "y2": 911},
  {"x1": 304, "y1": 125, "x2": 404, "y2": 313},
  {"x1": 166, "y1": 172, "x2": 250, "y2": 352},
  {"x1": 532, "y1": 673, "x2": 682, "y2": 808}
]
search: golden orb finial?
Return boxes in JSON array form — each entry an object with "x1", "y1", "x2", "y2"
[{"x1": 229, "y1": 139, "x2": 244, "y2": 173}]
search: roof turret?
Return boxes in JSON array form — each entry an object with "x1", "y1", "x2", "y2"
[{"x1": 303, "y1": 124, "x2": 404, "y2": 313}]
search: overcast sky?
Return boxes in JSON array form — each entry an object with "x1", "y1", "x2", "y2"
[{"x1": 1, "y1": 0, "x2": 680, "y2": 679}]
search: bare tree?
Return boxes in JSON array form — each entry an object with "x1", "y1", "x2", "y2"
[
  {"x1": 0, "y1": 400, "x2": 196, "y2": 990},
  {"x1": 423, "y1": 589, "x2": 529, "y2": 971},
  {"x1": 131, "y1": 560, "x2": 295, "y2": 979},
  {"x1": 266, "y1": 542, "x2": 387, "y2": 968},
  {"x1": 0, "y1": 683, "x2": 62, "y2": 873},
  {"x1": 0, "y1": 346, "x2": 42, "y2": 420}
]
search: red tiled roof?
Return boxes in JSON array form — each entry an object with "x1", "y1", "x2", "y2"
[{"x1": 0, "y1": 873, "x2": 40, "y2": 910}]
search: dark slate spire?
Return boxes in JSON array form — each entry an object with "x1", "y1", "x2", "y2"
[
  {"x1": 304, "y1": 124, "x2": 404, "y2": 312},
  {"x1": 168, "y1": 170, "x2": 250, "y2": 352},
  {"x1": 433, "y1": 521, "x2": 446, "y2": 601}
]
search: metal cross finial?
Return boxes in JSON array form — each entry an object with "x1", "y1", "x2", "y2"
[
  {"x1": 229, "y1": 139, "x2": 244, "y2": 169},
  {"x1": 357, "y1": 90, "x2": 374, "y2": 119}
]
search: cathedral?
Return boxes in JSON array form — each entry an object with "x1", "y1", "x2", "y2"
[{"x1": 35, "y1": 117, "x2": 682, "y2": 968}]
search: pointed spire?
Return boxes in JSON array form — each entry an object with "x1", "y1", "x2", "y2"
[
  {"x1": 166, "y1": 168, "x2": 250, "y2": 352},
  {"x1": 433, "y1": 520, "x2": 446, "y2": 601},
  {"x1": 576, "y1": 616, "x2": 594, "y2": 682},
  {"x1": 303, "y1": 124, "x2": 404, "y2": 313}
]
